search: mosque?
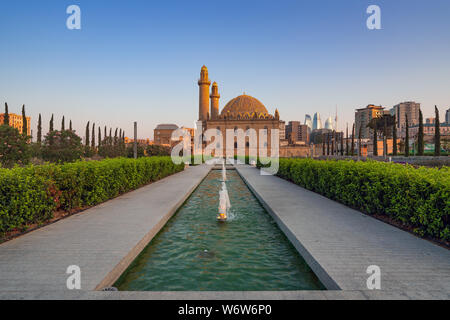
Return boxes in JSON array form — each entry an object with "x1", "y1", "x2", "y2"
[{"x1": 196, "y1": 65, "x2": 295, "y2": 157}]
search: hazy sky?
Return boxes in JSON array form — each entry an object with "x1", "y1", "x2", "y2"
[{"x1": 1, "y1": 0, "x2": 450, "y2": 139}]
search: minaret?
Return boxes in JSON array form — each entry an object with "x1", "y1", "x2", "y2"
[
  {"x1": 198, "y1": 65, "x2": 211, "y2": 121},
  {"x1": 210, "y1": 81, "x2": 220, "y2": 119}
]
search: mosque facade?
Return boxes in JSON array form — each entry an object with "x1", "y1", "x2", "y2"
[{"x1": 197, "y1": 66, "x2": 287, "y2": 157}]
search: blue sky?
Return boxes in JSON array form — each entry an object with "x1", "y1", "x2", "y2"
[{"x1": 1, "y1": 0, "x2": 449, "y2": 139}]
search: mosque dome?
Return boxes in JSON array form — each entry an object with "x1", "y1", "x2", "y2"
[{"x1": 220, "y1": 94, "x2": 269, "y2": 117}]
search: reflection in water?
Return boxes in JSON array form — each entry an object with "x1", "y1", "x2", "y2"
[{"x1": 115, "y1": 170, "x2": 325, "y2": 291}]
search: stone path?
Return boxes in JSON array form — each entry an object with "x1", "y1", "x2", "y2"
[
  {"x1": 236, "y1": 165, "x2": 450, "y2": 297},
  {"x1": 0, "y1": 165, "x2": 210, "y2": 293}
]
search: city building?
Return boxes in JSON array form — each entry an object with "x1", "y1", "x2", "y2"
[
  {"x1": 154, "y1": 124, "x2": 179, "y2": 146},
  {"x1": 355, "y1": 104, "x2": 384, "y2": 139},
  {"x1": 409, "y1": 122, "x2": 450, "y2": 136},
  {"x1": 446, "y1": 108, "x2": 450, "y2": 124},
  {"x1": 312, "y1": 112, "x2": 322, "y2": 130},
  {"x1": 195, "y1": 66, "x2": 309, "y2": 157},
  {"x1": 391, "y1": 101, "x2": 420, "y2": 130},
  {"x1": 324, "y1": 117, "x2": 333, "y2": 130},
  {"x1": 304, "y1": 114, "x2": 312, "y2": 131},
  {"x1": 0, "y1": 113, "x2": 31, "y2": 136},
  {"x1": 285, "y1": 121, "x2": 309, "y2": 144},
  {"x1": 124, "y1": 137, "x2": 151, "y2": 145}
]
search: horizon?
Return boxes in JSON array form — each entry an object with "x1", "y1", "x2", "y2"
[{"x1": 1, "y1": 0, "x2": 450, "y2": 140}]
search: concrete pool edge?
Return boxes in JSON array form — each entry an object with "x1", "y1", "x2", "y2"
[
  {"x1": 94, "y1": 165, "x2": 212, "y2": 291},
  {"x1": 234, "y1": 166, "x2": 339, "y2": 291},
  {"x1": 1, "y1": 290, "x2": 448, "y2": 300}
]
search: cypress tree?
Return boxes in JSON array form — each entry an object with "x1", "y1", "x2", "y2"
[
  {"x1": 340, "y1": 131, "x2": 344, "y2": 156},
  {"x1": 351, "y1": 123, "x2": 355, "y2": 156},
  {"x1": 91, "y1": 123, "x2": 96, "y2": 148},
  {"x1": 109, "y1": 128, "x2": 112, "y2": 146},
  {"x1": 85, "y1": 121, "x2": 90, "y2": 146},
  {"x1": 69, "y1": 120, "x2": 72, "y2": 131},
  {"x1": 418, "y1": 109, "x2": 424, "y2": 156},
  {"x1": 345, "y1": 124, "x2": 349, "y2": 156},
  {"x1": 322, "y1": 134, "x2": 325, "y2": 156},
  {"x1": 3, "y1": 103, "x2": 9, "y2": 125},
  {"x1": 393, "y1": 115, "x2": 398, "y2": 156},
  {"x1": 326, "y1": 133, "x2": 330, "y2": 155},
  {"x1": 358, "y1": 124, "x2": 362, "y2": 156},
  {"x1": 434, "y1": 105, "x2": 441, "y2": 156},
  {"x1": 331, "y1": 131, "x2": 334, "y2": 155},
  {"x1": 21, "y1": 105, "x2": 28, "y2": 136},
  {"x1": 49, "y1": 114, "x2": 54, "y2": 132},
  {"x1": 98, "y1": 126, "x2": 101, "y2": 147},
  {"x1": 37, "y1": 114, "x2": 42, "y2": 145},
  {"x1": 114, "y1": 128, "x2": 118, "y2": 146},
  {"x1": 104, "y1": 126, "x2": 107, "y2": 143},
  {"x1": 61, "y1": 116, "x2": 65, "y2": 131},
  {"x1": 405, "y1": 113, "x2": 409, "y2": 157},
  {"x1": 373, "y1": 125, "x2": 378, "y2": 156}
]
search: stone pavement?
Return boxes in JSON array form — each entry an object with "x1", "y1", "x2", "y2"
[
  {"x1": 236, "y1": 165, "x2": 450, "y2": 296},
  {"x1": 0, "y1": 164, "x2": 211, "y2": 293}
]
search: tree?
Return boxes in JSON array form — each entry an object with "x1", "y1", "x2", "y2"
[
  {"x1": 351, "y1": 123, "x2": 355, "y2": 156},
  {"x1": 21, "y1": 105, "x2": 28, "y2": 136},
  {"x1": 358, "y1": 124, "x2": 362, "y2": 156},
  {"x1": 69, "y1": 120, "x2": 72, "y2": 131},
  {"x1": 326, "y1": 133, "x2": 330, "y2": 155},
  {"x1": 322, "y1": 134, "x2": 326, "y2": 156},
  {"x1": 435, "y1": 105, "x2": 441, "y2": 156},
  {"x1": 49, "y1": 114, "x2": 54, "y2": 132},
  {"x1": 0, "y1": 125, "x2": 31, "y2": 168},
  {"x1": 85, "y1": 121, "x2": 90, "y2": 147},
  {"x1": 41, "y1": 130, "x2": 83, "y2": 163},
  {"x1": 61, "y1": 116, "x2": 65, "y2": 131},
  {"x1": 146, "y1": 144, "x2": 171, "y2": 156},
  {"x1": 345, "y1": 124, "x2": 349, "y2": 156},
  {"x1": 405, "y1": 113, "x2": 409, "y2": 157},
  {"x1": 372, "y1": 125, "x2": 378, "y2": 156},
  {"x1": 331, "y1": 131, "x2": 334, "y2": 155},
  {"x1": 3, "y1": 103, "x2": 9, "y2": 125},
  {"x1": 91, "y1": 123, "x2": 96, "y2": 149},
  {"x1": 340, "y1": 131, "x2": 344, "y2": 156},
  {"x1": 418, "y1": 109, "x2": 424, "y2": 156},
  {"x1": 393, "y1": 115, "x2": 397, "y2": 156},
  {"x1": 37, "y1": 113, "x2": 42, "y2": 145},
  {"x1": 98, "y1": 126, "x2": 101, "y2": 147}
]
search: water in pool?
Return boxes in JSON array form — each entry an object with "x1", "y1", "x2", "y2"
[{"x1": 115, "y1": 169, "x2": 324, "y2": 291}]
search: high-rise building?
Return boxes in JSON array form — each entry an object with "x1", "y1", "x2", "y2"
[
  {"x1": 312, "y1": 113, "x2": 322, "y2": 130},
  {"x1": 285, "y1": 121, "x2": 309, "y2": 144},
  {"x1": 304, "y1": 114, "x2": 312, "y2": 131},
  {"x1": 324, "y1": 117, "x2": 333, "y2": 130},
  {"x1": 355, "y1": 104, "x2": 384, "y2": 139},
  {"x1": 391, "y1": 101, "x2": 420, "y2": 130},
  {"x1": 0, "y1": 113, "x2": 31, "y2": 136}
]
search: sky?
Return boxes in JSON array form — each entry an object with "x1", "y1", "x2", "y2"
[{"x1": 1, "y1": 0, "x2": 450, "y2": 139}]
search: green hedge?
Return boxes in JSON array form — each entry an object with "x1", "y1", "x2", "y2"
[
  {"x1": 0, "y1": 157, "x2": 184, "y2": 234},
  {"x1": 266, "y1": 158, "x2": 449, "y2": 241}
]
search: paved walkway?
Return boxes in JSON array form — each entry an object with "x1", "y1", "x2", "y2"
[
  {"x1": 0, "y1": 165, "x2": 210, "y2": 293},
  {"x1": 236, "y1": 166, "x2": 450, "y2": 296}
]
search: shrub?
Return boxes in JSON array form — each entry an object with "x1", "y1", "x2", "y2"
[
  {"x1": 266, "y1": 158, "x2": 449, "y2": 241},
  {"x1": 0, "y1": 125, "x2": 31, "y2": 168},
  {"x1": 146, "y1": 144, "x2": 171, "y2": 156},
  {"x1": 0, "y1": 157, "x2": 184, "y2": 234},
  {"x1": 41, "y1": 130, "x2": 83, "y2": 163}
]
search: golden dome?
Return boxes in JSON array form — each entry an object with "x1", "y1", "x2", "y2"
[{"x1": 220, "y1": 94, "x2": 268, "y2": 117}]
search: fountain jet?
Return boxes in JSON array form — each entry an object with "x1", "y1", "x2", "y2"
[{"x1": 217, "y1": 181, "x2": 231, "y2": 222}]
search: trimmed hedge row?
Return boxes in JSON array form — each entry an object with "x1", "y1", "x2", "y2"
[
  {"x1": 265, "y1": 159, "x2": 449, "y2": 241},
  {"x1": 0, "y1": 157, "x2": 184, "y2": 233}
]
